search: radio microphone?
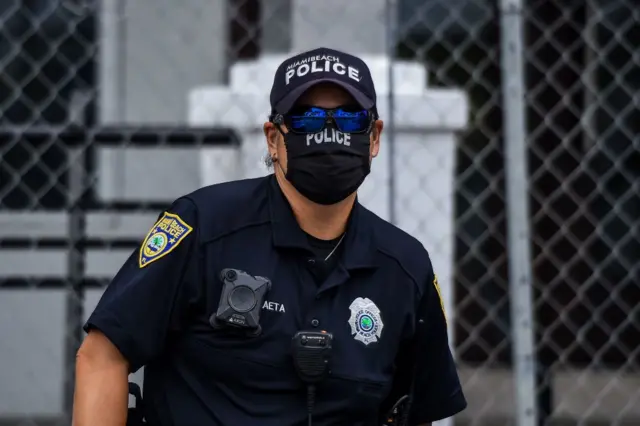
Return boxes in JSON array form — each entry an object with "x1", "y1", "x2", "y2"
[{"x1": 291, "y1": 330, "x2": 333, "y2": 426}]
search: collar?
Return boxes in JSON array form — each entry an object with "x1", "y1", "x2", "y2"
[{"x1": 267, "y1": 174, "x2": 377, "y2": 270}]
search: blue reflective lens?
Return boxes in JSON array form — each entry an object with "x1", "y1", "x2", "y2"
[
  {"x1": 289, "y1": 107, "x2": 326, "y2": 133},
  {"x1": 287, "y1": 107, "x2": 370, "y2": 134},
  {"x1": 333, "y1": 108, "x2": 370, "y2": 133}
]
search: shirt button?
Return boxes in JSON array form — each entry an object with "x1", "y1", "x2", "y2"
[
  {"x1": 311, "y1": 319, "x2": 320, "y2": 327},
  {"x1": 307, "y1": 259, "x2": 316, "y2": 265}
]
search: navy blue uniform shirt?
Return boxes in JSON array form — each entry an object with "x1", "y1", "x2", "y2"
[{"x1": 85, "y1": 175, "x2": 466, "y2": 426}]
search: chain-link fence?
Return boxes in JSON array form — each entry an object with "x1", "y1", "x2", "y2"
[{"x1": 0, "y1": 1, "x2": 638, "y2": 425}]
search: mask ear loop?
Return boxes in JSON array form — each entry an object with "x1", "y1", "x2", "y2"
[
  {"x1": 268, "y1": 117, "x2": 288, "y2": 176},
  {"x1": 271, "y1": 152, "x2": 286, "y2": 176},
  {"x1": 277, "y1": 161, "x2": 287, "y2": 178}
]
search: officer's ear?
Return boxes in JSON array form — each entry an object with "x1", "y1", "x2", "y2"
[
  {"x1": 263, "y1": 121, "x2": 280, "y2": 153},
  {"x1": 370, "y1": 119, "x2": 383, "y2": 158}
]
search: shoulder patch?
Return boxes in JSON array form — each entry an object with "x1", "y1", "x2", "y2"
[
  {"x1": 433, "y1": 274, "x2": 447, "y2": 325},
  {"x1": 138, "y1": 212, "x2": 193, "y2": 268}
]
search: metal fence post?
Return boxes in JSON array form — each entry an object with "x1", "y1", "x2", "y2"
[
  {"x1": 499, "y1": 0, "x2": 538, "y2": 425},
  {"x1": 64, "y1": 144, "x2": 88, "y2": 417},
  {"x1": 385, "y1": 0, "x2": 398, "y2": 226},
  {"x1": 99, "y1": 0, "x2": 125, "y2": 125}
]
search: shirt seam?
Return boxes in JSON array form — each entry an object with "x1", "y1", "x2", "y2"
[{"x1": 376, "y1": 246, "x2": 422, "y2": 295}]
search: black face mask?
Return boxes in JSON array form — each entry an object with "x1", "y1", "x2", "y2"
[{"x1": 279, "y1": 125, "x2": 371, "y2": 205}]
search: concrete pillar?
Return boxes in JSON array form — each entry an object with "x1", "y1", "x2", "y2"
[
  {"x1": 189, "y1": 65, "x2": 467, "y2": 426},
  {"x1": 96, "y1": 0, "x2": 233, "y2": 246},
  {"x1": 260, "y1": 0, "x2": 292, "y2": 53},
  {"x1": 290, "y1": 0, "x2": 387, "y2": 54},
  {"x1": 100, "y1": 0, "x2": 228, "y2": 125}
]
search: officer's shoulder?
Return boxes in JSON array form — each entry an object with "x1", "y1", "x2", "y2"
[
  {"x1": 171, "y1": 176, "x2": 270, "y2": 239},
  {"x1": 360, "y1": 206, "x2": 433, "y2": 288}
]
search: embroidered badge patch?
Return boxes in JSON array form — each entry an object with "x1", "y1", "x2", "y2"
[
  {"x1": 348, "y1": 297, "x2": 384, "y2": 345},
  {"x1": 433, "y1": 274, "x2": 447, "y2": 325},
  {"x1": 138, "y1": 212, "x2": 193, "y2": 268}
]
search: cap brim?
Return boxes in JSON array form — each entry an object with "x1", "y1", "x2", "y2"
[{"x1": 274, "y1": 78, "x2": 375, "y2": 114}]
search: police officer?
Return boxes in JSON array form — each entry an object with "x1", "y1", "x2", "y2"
[{"x1": 73, "y1": 47, "x2": 467, "y2": 426}]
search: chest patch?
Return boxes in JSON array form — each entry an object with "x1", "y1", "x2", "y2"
[{"x1": 348, "y1": 297, "x2": 384, "y2": 345}]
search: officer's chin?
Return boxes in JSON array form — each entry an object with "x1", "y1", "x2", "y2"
[{"x1": 307, "y1": 191, "x2": 358, "y2": 207}]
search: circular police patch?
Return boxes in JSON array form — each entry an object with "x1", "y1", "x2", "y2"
[
  {"x1": 348, "y1": 297, "x2": 384, "y2": 345},
  {"x1": 143, "y1": 232, "x2": 168, "y2": 257}
]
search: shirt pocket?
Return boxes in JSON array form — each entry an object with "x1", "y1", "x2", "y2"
[
  {"x1": 187, "y1": 312, "x2": 295, "y2": 369},
  {"x1": 321, "y1": 374, "x2": 392, "y2": 422}
]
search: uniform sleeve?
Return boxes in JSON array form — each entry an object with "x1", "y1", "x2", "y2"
[
  {"x1": 407, "y1": 272, "x2": 467, "y2": 424},
  {"x1": 84, "y1": 197, "x2": 200, "y2": 372}
]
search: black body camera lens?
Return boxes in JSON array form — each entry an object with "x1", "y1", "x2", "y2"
[{"x1": 209, "y1": 268, "x2": 271, "y2": 336}]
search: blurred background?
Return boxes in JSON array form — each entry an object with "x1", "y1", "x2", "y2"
[{"x1": 0, "y1": 0, "x2": 638, "y2": 425}]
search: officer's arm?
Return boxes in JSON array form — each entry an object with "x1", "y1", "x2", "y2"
[
  {"x1": 74, "y1": 330, "x2": 129, "y2": 426},
  {"x1": 407, "y1": 272, "x2": 467, "y2": 425},
  {"x1": 73, "y1": 198, "x2": 199, "y2": 426}
]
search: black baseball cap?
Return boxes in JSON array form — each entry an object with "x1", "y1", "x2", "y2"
[{"x1": 269, "y1": 47, "x2": 377, "y2": 115}]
